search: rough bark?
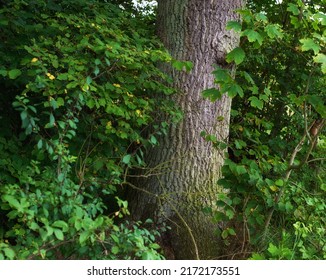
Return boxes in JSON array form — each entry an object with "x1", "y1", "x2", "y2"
[{"x1": 128, "y1": 0, "x2": 244, "y2": 259}]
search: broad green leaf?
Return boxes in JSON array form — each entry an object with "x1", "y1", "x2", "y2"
[
  {"x1": 79, "y1": 231, "x2": 89, "y2": 244},
  {"x1": 54, "y1": 229, "x2": 64, "y2": 241},
  {"x1": 249, "y1": 96, "x2": 263, "y2": 110},
  {"x1": 86, "y1": 76, "x2": 92, "y2": 85},
  {"x1": 242, "y1": 29, "x2": 263, "y2": 45},
  {"x1": 0, "y1": 70, "x2": 7, "y2": 77},
  {"x1": 275, "y1": 179, "x2": 284, "y2": 187},
  {"x1": 255, "y1": 13, "x2": 268, "y2": 23},
  {"x1": 226, "y1": 21, "x2": 242, "y2": 32},
  {"x1": 122, "y1": 154, "x2": 131, "y2": 164},
  {"x1": 111, "y1": 246, "x2": 119, "y2": 255},
  {"x1": 221, "y1": 229, "x2": 229, "y2": 239},
  {"x1": 227, "y1": 84, "x2": 244, "y2": 98},
  {"x1": 202, "y1": 88, "x2": 222, "y2": 101},
  {"x1": 172, "y1": 60, "x2": 184, "y2": 71},
  {"x1": 56, "y1": 97, "x2": 64, "y2": 107},
  {"x1": 8, "y1": 69, "x2": 22, "y2": 79},
  {"x1": 226, "y1": 47, "x2": 246, "y2": 65},
  {"x1": 86, "y1": 99, "x2": 95, "y2": 109},
  {"x1": 3, "y1": 248, "x2": 15, "y2": 260},
  {"x1": 300, "y1": 38, "x2": 320, "y2": 55},
  {"x1": 37, "y1": 139, "x2": 43, "y2": 149},
  {"x1": 287, "y1": 3, "x2": 300, "y2": 15},
  {"x1": 2, "y1": 195, "x2": 20, "y2": 209},
  {"x1": 57, "y1": 73, "x2": 68, "y2": 80},
  {"x1": 52, "y1": 220, "x2": 68, "y2": 231},
  {"x1": 213, "y1": 68, "x2": 232, "y2": 82},
  {"x1": 184, "y1": 61, "x2": 194, "y2": 72},
  {"x1": 265, "y1": 24, "x2": 283, "y2": 39},
  {"x1": 236, "y1": 165, "x2": 247, "y2": 175},
  {"x1": 314, "y1": 53, "x2": 326, "y2": 73},
  {"x1": 228, "y1": 228, "x2": 236, "y2": 236},
  {"x1": 150, "y1": 135, "x2": 157, "y2": 145}
]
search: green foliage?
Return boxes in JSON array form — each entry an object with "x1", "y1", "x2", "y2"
[
  {"x1": 0, "y1": 0, "x2": 176, "y2": 259},
  {"x1": 211, "y1": 0, "x2": 325, "y2": 259}
]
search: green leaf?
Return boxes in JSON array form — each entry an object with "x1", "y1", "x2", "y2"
[
  {"x1": 221, "y1": 229, "x2": 229, "y2": 239},
  {"x1": 213, "y1": 68, "x2": 232, "y2": 82},
  {"x1": 56, "y1": 97, "x2": 64, "y2": 107},
  {"x1": 52, "y1": 220, "x2": 68, "y2": 231},
  {"x1": 228, "y1": 228, "x2": 236, "y2": 236},
  {"x1": 122, "y1": 154, "x2": 131, "y2": 164},
  {"x1": 79, "y1": 231, "x2": 90, "y2": 244},
  {"x1": 8, "y1": 69, "x2": 22, "y2": 79},
  {"x1": 268, "y1": 243, "x2": 279, "y2": 256},
  {"x1": 242, "y1": 29, "x2": 263, "y2": 45},
  {"x1": 287, "y1": 3, "x2": 300, "y2": 15},
  {"x1": 2, "y1": 195, "x2": 20, "y2": 209},
  {"x1": 111, "y1": 246, "x2": 119, "y2": 255},
  {"x1": 226, "y1": 47, "x2": 246, "y2": 65},
  {"x1": 86, "y1": 76, "x2": 92, "y2": 85},
  {"x1": 3, "y1": 248, "x2": 15, "y2": 260},
  {"x1": 236, "y1": 165, "x2": 247, "y2": 175},
  {"x1": 275, "y1": 179, "x2": 284, "y2": 187},
  {"x1": 314, "y1": 53, "x2": 326, "y2": 74},
  {"x1": 300, "y1": 38, "x2": 320, "y2": 55},
  {"x1": 150, "y1": 135, "x2": 158, "y2": 145},
  {"x1": 172, "y1": 60, "x2": 184, "y2": 71},
  {"x1": 227, "y1": 84, "x2": 244, "y2": 98},
  {"x1": 226, "y1": 21, "x2": 242, "y2": 32},
  {"x1": 184, "y1": 61, "x2": 194, "y2": 72},
  {"x1": 255, "y1": 13, "x2": 268, "y2": 23},
  {"x1": 37, "y1": 139, "x2": 43, "y2": 149},
  {"x1": 0, "y1": 69, "x2": 7, "y2": 77},
  {"x1": 54, "y1": 229, "x2": 64, "y2": 241},
  {"x1": 57, "y1": 73, "x2": 68, "y2": 80},
  {"x1": 202, "y1": 88, "x2": 222, "y2": 101},
  {"x1": 249, "y1": 96, "x2": 263, "y2": 110},
  {"x1": 265, "y1": 24, "x2": 283, "y2": 39}
]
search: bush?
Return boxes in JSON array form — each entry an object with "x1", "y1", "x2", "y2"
[{"x1": 0, "y1": 0, "x2": 176, "y2": 259}]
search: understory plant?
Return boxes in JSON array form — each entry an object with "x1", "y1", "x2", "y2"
[
  {"x1": 204, "y1": 0, "x2": 325, "y2": 259},
  {"x1": 0, "y1": 0, "x2": 177, "y2": 259}
]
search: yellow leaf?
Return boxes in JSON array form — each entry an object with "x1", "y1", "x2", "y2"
[
  {"x1": 269, "y1": 185, "x2": 278, "y2": 192},
  {"x1": 46, "y1": 73, "x2": 55, "y2": 80},
  {"x1": 31, "y1": 57, "x2": 38, "y2": 63}
]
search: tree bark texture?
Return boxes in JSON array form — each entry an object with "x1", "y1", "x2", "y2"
[{"x1": 128, "y1": 0, "x2": 244, "y2": 259}]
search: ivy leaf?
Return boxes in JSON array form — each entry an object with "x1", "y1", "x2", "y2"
[
  {"x1": 226, "y1": 21, "x2": 242, "y2": 32},
  {"x1": 300, "y1": 38, "x2": 320, "y2": 55},
  {"x1": 226, "y1": 47, "x2": 246, "y2": 65},
  {"x1": 8, "y1": 69, "x2": 22, "y2": 79}
]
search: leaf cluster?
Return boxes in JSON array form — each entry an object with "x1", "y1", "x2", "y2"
[
  {"x1": 211, "y1": 0, "x2": 325, "y2": 259},
  {"x1": 0, "y1": 0, "x2": 175, "y2": 259}
]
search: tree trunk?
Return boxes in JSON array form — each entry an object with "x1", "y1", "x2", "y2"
[{"x1": 128, "y1": 0, "x2": 244, "y2": 260}]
